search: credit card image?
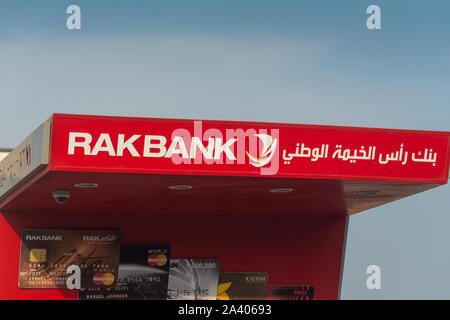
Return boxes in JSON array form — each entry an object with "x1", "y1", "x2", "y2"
[
  {"x1": 167, "y1": 258, "x2": 220, "y2": 300},
  {"x1": 266, "y1": 285, "x2": 315, "y2": 300},
  {"x1": 217, "y1": 272, "x2": 268, "y2": 300},
  {"x1": 79, "y1": 244, "x2": 171, "y2": 300},
  {"x1": 18, "y1": 229, "x2": 121, "y2": 289}
]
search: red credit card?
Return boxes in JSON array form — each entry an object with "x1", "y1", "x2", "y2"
[{"x1": 266, "y1": 285, "x2": 315, "y2": 300}]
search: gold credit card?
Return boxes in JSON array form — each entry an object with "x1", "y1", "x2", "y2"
[
  {"x1": 18, "y1": 229, "x2": 121, "y2": 289},
  {"x1": 217, "y1": 272, "x2": 268, "y2": 300}
]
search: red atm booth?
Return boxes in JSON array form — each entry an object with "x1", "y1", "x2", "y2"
[{"x1": 1, "y1": 113, "x2": 449, "y2": 300}]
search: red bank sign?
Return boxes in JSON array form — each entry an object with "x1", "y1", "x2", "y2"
[{"x1": 50, "y1": 114, "x2": 450, "y2": 183}]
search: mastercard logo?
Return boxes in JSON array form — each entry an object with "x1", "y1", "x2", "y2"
[
  {"x1": 148, "y1": 254, "x2": 167, "y2": 267},
  {"x1": 93, "y1": 273, "x2": 115, "y2": 286}
]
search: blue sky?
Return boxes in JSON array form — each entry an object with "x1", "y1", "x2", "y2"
[{"x1": 1, "y1": 1, "x2": 449, "y2": 298}]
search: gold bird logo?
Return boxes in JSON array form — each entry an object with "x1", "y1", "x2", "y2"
[{"x1": 217, "y1": 282, "x2": 232, "y2": 300}]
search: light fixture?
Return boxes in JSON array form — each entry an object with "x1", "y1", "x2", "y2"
[
  {"x1": 357, "y1": 190, "x2": 380, "y2": 195},
  {"x1": 74, "y1": 183, "x2": 99, "y2": 188},
  {"x1": 270, "y1": 188, "x2": 294, "y2": 193},
  {"x1": 168, "y1": 185, "x2": 192, "y2": 190}
]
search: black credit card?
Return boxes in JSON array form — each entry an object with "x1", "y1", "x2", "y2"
[{"x1": 79, "y1": 244, "x2": 170, "y2": 300}]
